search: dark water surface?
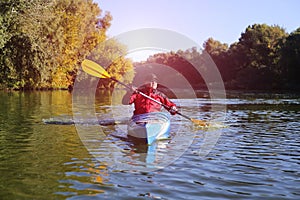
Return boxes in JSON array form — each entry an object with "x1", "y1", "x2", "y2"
[{"x1": 0, "y1": 90, "x2": 299, "y2": 199}]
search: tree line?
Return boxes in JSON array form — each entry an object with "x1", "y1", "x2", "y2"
[
  {"x1": 1, "y1": 1, "x2": 299, "y2": 92},
  {"x1": 141, "y1": 24, "x2": 300, "y2": 91},
  {"x1": 0, "y1": 0, "x2": 133, "y2": 90}
]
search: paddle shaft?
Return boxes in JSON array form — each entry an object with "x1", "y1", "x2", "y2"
[{"x1": 137, "y1": 91, "x2": 196, "y2": 122}]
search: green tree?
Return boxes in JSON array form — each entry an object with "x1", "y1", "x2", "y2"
[
  {"x1": 230, "y1": 24, "x2": 287, "y2": 89},
  {"x1": 203, "y1": 37, "x2": 228, "y2": 57},
  {"x1": 280, "y1": 27, "x2": 300, "y2": 89},
  {"x1": 203, "y1": 38, "x2": 231, "y2": 81},
  {"x1": 145, "y1": 49, "x2": 207, "y2": 91},
  {"x1": 0, "y1": 0, "x2": 44, "y2": 89},
  {"x1": 18, "y1": 0, "x2": 58, "y2": 88}
]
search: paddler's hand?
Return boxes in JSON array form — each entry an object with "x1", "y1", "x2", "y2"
[{"x1": 169, "y1": 106, "x2": 178, "y2": 115}]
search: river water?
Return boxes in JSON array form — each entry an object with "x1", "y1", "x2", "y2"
[{"x1": 0, "y1": 90, "x2": 299, "y2": 200}]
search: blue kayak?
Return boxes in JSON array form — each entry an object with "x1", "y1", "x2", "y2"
[{"x1": 127, "y1": 112, "x2": 171, "y2": 145}]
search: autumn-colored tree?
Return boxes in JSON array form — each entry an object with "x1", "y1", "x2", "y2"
[
  {"x1": 49, "y1": 0, "x2": 112, "y2": 89},
  {"x1": 0, "y1": 0, "x2": 115, "y2": 90}
]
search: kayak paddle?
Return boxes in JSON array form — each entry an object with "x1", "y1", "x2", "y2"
[{"x1": 81, "y1": 59, "x2": 208, "y2": 126}]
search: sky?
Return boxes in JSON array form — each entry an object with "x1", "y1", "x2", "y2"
[{"x1": 95, "y1": 0, "x2": 299, "y2": 61}]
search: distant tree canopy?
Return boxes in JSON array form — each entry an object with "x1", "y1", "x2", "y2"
[
  {"x1": 0, "y1": 0, "x2": 133, "y2": 90},
  {"x1": 143, "y1": 50, "x2": 207, "y2": 91},
  {"x1": 229, "y1": 24, "x2": 288, "y2": 90},
  {"x1": 280, "y1": 28, "x2": 300, "y2": 89},
  {"x1": 139, "y1": 23, "x2": 299, "y2": 91}
]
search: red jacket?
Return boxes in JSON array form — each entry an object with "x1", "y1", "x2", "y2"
[{"x1": 129, "y1": 87, "x2": 176, "y2": 115}]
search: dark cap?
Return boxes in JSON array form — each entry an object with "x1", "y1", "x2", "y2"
[{"x1": 145, "y1": 73, "x2": 158, "y2": 82}]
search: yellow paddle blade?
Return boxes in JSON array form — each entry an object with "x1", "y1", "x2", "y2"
[
  {"x1": 191, "y1": 118, "x2": 208, "y2": 127},
  {"x1": 81, "y1": 59, "x2": 111, "y2": 78}
]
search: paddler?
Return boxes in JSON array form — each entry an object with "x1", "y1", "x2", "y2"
[{"x1": 124, "y1": 73, "x2": 178, "y2": 116}]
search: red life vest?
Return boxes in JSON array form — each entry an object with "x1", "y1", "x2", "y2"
[{"x1": 129, "y1": 87, "x2": 176, "y2": 115}]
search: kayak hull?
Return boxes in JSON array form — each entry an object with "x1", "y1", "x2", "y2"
[{"x1": 127, "y1": 112, "x2": 171, "y2": 145}]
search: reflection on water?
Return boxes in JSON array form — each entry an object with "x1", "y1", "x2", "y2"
[{"x1": 0, "y1": 90, "x2": 300, "y2": 199}]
